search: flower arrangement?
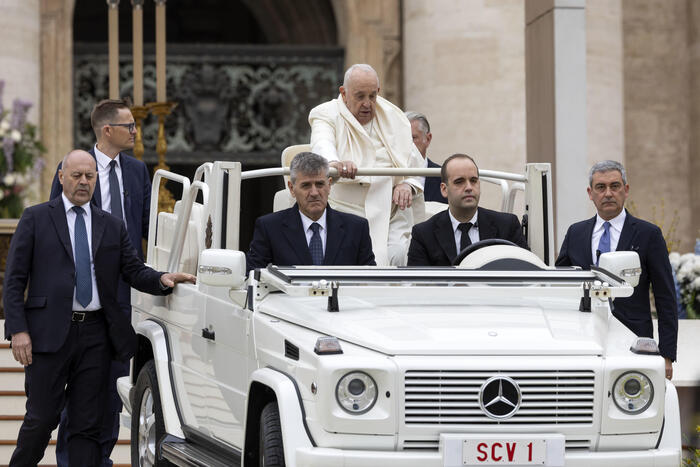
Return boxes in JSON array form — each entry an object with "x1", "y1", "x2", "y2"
[
  {"x1": 669, "y1": 252, "x2": 700, "y2": 319},
  {"x1": 0, "y1": 80, "x2": 45, "y2": 218}
]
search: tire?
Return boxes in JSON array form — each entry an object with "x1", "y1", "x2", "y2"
[
  {"x1": 131, "y1": 360, "x2": 173, "y2": 466},
  {"x1": 259, "y1": 402, "x2": 285, "y2": 467}
]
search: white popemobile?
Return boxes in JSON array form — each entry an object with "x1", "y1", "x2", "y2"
[{"x1": 118, "y1": 161, "x2": 681, "y2": 467}]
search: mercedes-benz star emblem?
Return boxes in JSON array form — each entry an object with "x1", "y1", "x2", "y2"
[{"x1": 479, "y1": 376, "x2": 522, "y2": 420}]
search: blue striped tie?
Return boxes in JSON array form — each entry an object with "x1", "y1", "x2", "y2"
[
  {"x1": 73, "y1": 206, "x2": 92, "y2": 307},
  {"x1": 596, "y1": 221, "x2": 611, "y2": 266},
  {"x1": 309, "y1": 223, "x2": 324, "y2": 265}
]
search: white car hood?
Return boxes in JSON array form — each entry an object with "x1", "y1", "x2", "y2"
[{"x1": 259, "y1": 294, "x2": 606, "y2": 356}]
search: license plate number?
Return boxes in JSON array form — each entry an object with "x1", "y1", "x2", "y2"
[{"x1": 463, "y1": 439, "x2": 546, "y2": 465}]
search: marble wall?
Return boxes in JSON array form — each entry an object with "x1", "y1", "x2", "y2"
[
  {"x1": 0, "y1": 0, "x2": 41, "y2": 124},
  {"x1": 622, "y1": 0, "x2": 696, "y2": 252},
  {"x1": 403, "y1": 0, "x2": 698, "y2": 251},
  {"x1": 403, "y1": 0, "x2": 526, "y2": 211}
]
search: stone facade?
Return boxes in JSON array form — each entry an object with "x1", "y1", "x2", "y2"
[
  {"x1": 0, "y1": 0, "x2": 696, "y2": 250},
  {"x1": 622, "y1": 0, "x2": 698, "y2": 252},
  {"x1": 0, "y1": 0, "x2": 41, "y2": 125}
]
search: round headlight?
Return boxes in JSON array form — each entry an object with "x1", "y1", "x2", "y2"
[
  {"x1": 335, "y1": 371, "x2": 377, "y2": 414},
  {"x1": 612, "y1": 371, "x2": 654, "y2": 414}
]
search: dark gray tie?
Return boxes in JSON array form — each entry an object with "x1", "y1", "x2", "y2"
[
  {"x1": 73, "y1": 206, "x2": 92, "y2": 308},
  {"x1": 458, "y1": 222, "x2": 473, "y2": 253},
  {"x1": 309, "y1": 223, "x2": 324, "y2": 265},
  {"x1": 109, "y1": 159, "x2": 123, "y2": 221}
]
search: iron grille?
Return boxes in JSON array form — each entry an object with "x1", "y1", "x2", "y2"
[{"x1": 404, "y1": 370, "x2": 595, "y2": 425}]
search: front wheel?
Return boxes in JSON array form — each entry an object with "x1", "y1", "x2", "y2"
[
  {"x1": 131, "y1": 360, "x2": 173, "y2": 466},
  {"x1": 259, "y1": 402, "x2": 285, "y2": 467}
]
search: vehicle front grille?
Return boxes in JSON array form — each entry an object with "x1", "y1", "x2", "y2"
[{"x1": 404, "y1": 370, "x2": 595, "y2": 425}]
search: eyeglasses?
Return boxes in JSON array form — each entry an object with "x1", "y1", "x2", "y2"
[
  {"x1": 108, "y1": 122, "x2": 136, "y2": 132},
  {"x1": 592, "y1": 182, "x2": 624, "y2": 194}
]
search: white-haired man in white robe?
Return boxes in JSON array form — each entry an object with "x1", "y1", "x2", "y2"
[{"x1": 308, "y1": 64, "x2": 424, "y2": 266}]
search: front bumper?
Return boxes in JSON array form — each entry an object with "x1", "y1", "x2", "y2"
[{"x1": 295, "y1": 446, "x2": 680, "y2": 467}]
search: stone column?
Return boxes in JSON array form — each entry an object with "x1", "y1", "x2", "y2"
[
  {"x1": 0, "y1": 0, "x2": 41, "y2": 124},
  {"x1": 525, "y1": 0, "x2": 588, "y2": 250},
  {"x1": 402, "y1": 0, "x2": 526, "y2": 184},
  {"x1": 586, "y1": 0, "x2": 624, "y2": 170},
  {"x1": 622, "y1": 0, "x2": 692, "y2": 251},
  {"x1": 688, "y1": 0, "x2": 700, "y2": 249}
]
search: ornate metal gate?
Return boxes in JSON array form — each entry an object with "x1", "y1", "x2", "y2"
[{"x1": 73, "y1": 43, "x2": 344, "y2": 166}]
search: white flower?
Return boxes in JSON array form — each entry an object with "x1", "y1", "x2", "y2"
[
  {"x1": 692, "y1": 276, "x2": 700, "y2": 291},
  {"x1": 669, "y1": 252, "x2": 681, "y2": 270},
  {"x1": 3, "y1": 173, "x2": 16, "y2": 186},
  {"x1": 0, "y1": 119, "x2": 9, "y2": 132},
  {"x1": 678, "y1": 261, "x2": 694, "y2": 282},
  {"x1": 10, "y1": 129, "x2": 21, "y2": 142},
  {"x1": 680, "y1": 253, "x2": 696, "y2": 267},
  {"x1": 13, "y1": 172, "x2": 25, "y2": 186}
]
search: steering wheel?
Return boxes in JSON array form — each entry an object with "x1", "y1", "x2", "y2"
[{"x1": 451, "y1": 239, "x2": 518, "y2": 266}]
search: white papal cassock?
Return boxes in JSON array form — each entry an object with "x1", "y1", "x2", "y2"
[{"x1": 309, "y1": 94, "x2": 425, "y2": 266}]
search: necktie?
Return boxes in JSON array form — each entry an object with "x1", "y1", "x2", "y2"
[
  {"x1": 458, "y1": 222, "x2": 473, "y2": 253},
  {"x1": 73, "y1": 206, "x2": 92, "y2": 308},
  {"x1": 109, "y1": 160, "x2": 123, "y2": 221},
  {"x1": 597, "y1": 221, "x2": 611, "y2": 265},
  {"x1": 309, "y1": 222, "x2": 324, "y2": 265}
]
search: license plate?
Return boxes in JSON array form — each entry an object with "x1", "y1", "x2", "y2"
[{"x1": 462, "y1": 439, "x2": 546, "y2": 465}]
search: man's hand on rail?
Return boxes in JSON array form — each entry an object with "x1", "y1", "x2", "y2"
[
  {"x1": 393, "y1": 183, "x2": 413, "y2": 210},
  {"x1": 160, "y1": 272, "x2": 197, "y2": 288},
  {"x1": 330, "y1": 161, "x2": 357, "y2": 179}
]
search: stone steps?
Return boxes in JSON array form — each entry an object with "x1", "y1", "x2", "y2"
[{"x1": 0, "y1": 335, "x2": 131, "y2": 465}]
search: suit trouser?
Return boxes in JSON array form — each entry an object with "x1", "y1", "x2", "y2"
[
  {"x1": 57, "y1": 288, "x2": 131, "y2": 467},
  {"x1": 10, "y1": 315, "x2": 111, "y2": 467}
]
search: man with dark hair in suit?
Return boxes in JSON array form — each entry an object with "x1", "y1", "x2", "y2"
[
  {"x1": 556, "y1": 160, "x2": 677, "y2": 379},
  {"x1": 49, "y1": 98, "x2": 152, "y2": 466},
  {"x1": 3, "y1": 150, "x2": 195, "y2": 466},
  {"x1": 407, "y1": 153, "x2": 527, "y2": 266},
  {"x1": 246, "y1": 152, "x2": 376, "y2": 271},
  {"x1": 405, "y1": 111, "x2": 446, "y2": 204}
]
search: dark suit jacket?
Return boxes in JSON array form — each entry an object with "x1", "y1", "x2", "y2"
[
  {"x1": 555, "y1": 210, "x2": 678, "y2": 361},
  {"x1": 3, "y1": 197, "x2": 167, "y2": 361},
  {"x1": 407, "y1": 207, "x2": 528, "y2": 266},
  {"x1": 246, "y1": 205, "x2": 376, "y2": 272},
  {"x1": 50, "y1": 148, "x2": 151, "y2": 260},
  {"x1": 424, "y1": 158, "x2": 447, "y2": 203}
]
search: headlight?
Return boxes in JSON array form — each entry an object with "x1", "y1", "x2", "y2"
[
  {"x1": 612, "y1": 371, "x2": 654, "y2": 414},
  {"x1": 335, "y1": 371, "x2": 378, "y2": 414}
]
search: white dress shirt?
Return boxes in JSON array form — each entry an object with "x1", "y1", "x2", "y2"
[
  {"x1": 449, "y1": 209, "x2": 480, "y2": 255},
  {"x1": 299, "y1": 209, "x2": 328, "y2": 254},
  {"x1": 590, "y1": 209, "x2": 626, "y2": 265},
  {"x1": 94, "y1": 144, "x2": 127, "y2": 228},
  {"x1": 62, "y1": 193, "x2": 101, "y2": 311}
]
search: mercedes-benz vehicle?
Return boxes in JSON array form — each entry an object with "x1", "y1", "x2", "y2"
[{"x1": 118, "y1": 161, "x2": 681, "y2": 467}]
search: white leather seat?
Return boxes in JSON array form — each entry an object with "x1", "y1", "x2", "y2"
[{"x1": 273, "y1": 144, "x2": 310, "y2": 212}]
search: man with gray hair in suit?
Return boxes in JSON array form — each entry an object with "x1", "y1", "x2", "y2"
[{"x1": 405, "y1": 111, "x2": 446, "y2": 204}]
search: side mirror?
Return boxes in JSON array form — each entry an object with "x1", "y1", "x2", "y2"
[
  {"x1": 198, "y1": 249, "x2": 246, "y2": 288},
  {"x1": 598, "y1": 251, "x2": 641, "y2": 287}
]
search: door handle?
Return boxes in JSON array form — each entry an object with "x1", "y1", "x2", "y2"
[{"x1": 202, "y1": 327, "x2": 215, "y2": 341}]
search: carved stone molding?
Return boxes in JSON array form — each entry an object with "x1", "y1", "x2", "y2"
[{"x1": 73, "y1": 44, "x2": 344, "y2": 166}]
